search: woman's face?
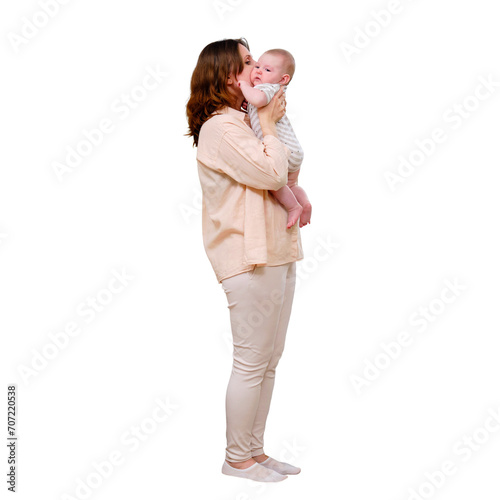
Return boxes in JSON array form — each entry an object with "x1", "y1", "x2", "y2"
[
  {"x1": 234, "y1": 43, "x2": 256, "y2": 85},
  {"x1": 226, "y1": 43, "x2": 255, "y2": 108}
]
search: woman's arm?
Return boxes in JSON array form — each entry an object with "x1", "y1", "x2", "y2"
[
  {"x1": 199, "y1": 87, "x2": 289, "y2": 191},
  {"x1": 215, "y1": 121, "x2": 289, "y2": 191}
]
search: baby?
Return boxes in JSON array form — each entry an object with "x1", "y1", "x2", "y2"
[{"x1": 239, "y1": 49, "x2": 311, "y2": 229}]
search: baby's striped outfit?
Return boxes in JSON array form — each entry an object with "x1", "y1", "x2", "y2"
[{"x1": 247, "y1": 83, "x2": 304, "y2": 173}]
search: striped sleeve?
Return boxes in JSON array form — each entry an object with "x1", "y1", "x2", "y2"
[{"x1": 254, "y1": 83, "x2": 282, "y2": 105}]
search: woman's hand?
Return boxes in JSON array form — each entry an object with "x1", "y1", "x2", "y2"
[{"x1": 257, "y1": 86, "x2": 286, "y2": 138}]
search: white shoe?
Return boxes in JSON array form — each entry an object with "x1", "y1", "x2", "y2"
[{"x1": 221, "y1": 460, "x2": 288, "y2": 482}]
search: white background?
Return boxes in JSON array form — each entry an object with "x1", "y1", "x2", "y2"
[{"x1": 1, "y1": 0, "x2": 500, "y2": 499}]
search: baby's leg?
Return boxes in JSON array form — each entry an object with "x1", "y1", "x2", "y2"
[
  {"x1": 269, "y1": 185, "x2": 303, "y2": 229},
  {"x1": 287, "y1": 169, "x2": 312, "y2": 228}
]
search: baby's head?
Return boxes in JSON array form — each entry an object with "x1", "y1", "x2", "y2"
[{"x1": 251, "y1": 49, "x2": 295, "y2": 87}]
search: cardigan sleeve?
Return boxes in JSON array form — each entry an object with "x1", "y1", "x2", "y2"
[{"x1": 213, "y1": 119, "x2": 291, "y2": 191}]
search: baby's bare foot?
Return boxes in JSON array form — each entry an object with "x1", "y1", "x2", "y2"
[
  {"x1": 299, "y1": 202, "x2": 312, "y2": 228},
  {"x1": 287, "y1": 204, "x2": 303, "y2": 229}
]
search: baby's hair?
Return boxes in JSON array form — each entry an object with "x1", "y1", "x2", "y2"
[{"x1": 264, "y1": 49, "x2": 295, "y2": 83}]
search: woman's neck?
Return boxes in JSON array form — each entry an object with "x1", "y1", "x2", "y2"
[{"x1": 229, "y1": 97, "x2": 244, "y2": 111}]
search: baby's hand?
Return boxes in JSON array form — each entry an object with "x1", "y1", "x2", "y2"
[{"x1": 238, "y1": 80, "x2": 250, "y2": 88}]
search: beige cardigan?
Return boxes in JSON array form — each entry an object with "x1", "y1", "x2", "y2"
[{"x1": 196, "y1": 106, "x2": 304, "y2": 283}]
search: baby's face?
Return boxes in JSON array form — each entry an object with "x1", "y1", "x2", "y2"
[{"x1": 250, "y1": 53, "x2": 286, "y2": 86}]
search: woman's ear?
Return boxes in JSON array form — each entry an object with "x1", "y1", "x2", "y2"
[{"x1": 279, "y1": 74, "x2": 291, "y2": 85}]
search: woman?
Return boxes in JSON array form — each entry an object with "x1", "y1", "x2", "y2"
[{"x1": 186, "y1": 38, "x2": 304, "y2": 482}]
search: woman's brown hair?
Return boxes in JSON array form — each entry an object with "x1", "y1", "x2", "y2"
[{"x1": 185, "y1": 38, "x2": 250, "y2": 147}]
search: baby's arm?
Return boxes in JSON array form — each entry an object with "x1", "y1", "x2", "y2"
[{"x1": 238, "y1": 81, "x2": 270, "y2": 108}]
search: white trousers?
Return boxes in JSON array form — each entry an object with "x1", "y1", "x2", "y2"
[{"x1": 220, "y1": 261, "x2": 296, "y2": 462}]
